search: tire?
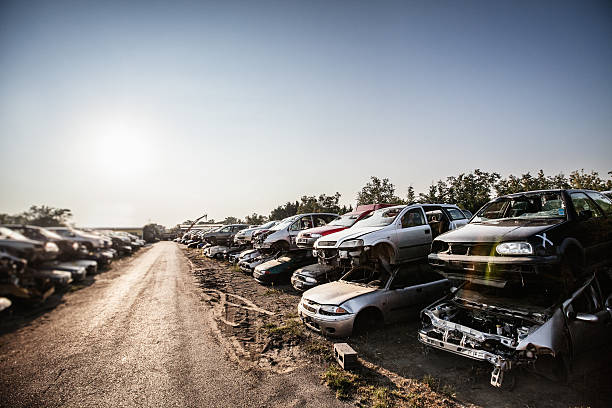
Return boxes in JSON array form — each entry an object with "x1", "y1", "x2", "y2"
[
  {"x1": 272, "y1": 241, "x2": 290, "y2": 252},
  {"x1": 353, "y1": 308, "x2": 383, "y2": 336}
]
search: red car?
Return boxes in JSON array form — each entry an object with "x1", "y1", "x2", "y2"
[{"x1": 295, "y1": 204, "x2": 394, "y2": 249}]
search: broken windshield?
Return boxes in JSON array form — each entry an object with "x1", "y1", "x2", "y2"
[
  {"x1": 341, "y1": 266, "x2": 390, "y2": 288},
  {"x1": 328, "y1": 213, "x2": 360, "y2": 227},
  {"x1": 352, "y1": 207, "x2": 404, "y2": 228},
  {"x1": 472, "y1": 192, "x2": 566, "y2": 223}
]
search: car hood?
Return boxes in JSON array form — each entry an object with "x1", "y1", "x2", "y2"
[
  {"x1": 303, "y1": 281, "x2": 377, "y2": 306},
  {"x1": 317, "y1": 226, "x2": 386, "y2": 246},
  {"x1": 437, "y1": 218, "x2": 564, "y2": 243}
]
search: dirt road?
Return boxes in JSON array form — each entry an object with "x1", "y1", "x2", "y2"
[{"x1": 0, "y1": 242, "x2": 346, "y2": 407}]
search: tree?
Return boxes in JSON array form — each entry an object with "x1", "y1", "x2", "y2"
[
  {"x1": 244, "y1": 213, "x2": 267, "y2": 225},
  {"x1": 356, "y1": 177, "x2": 402, "y2": 205},
  {"x1": 222, "y1": 216, "x2": 242, "y2": 224},
  {"x1": 143, "y1": 223, "x2": 165, "y2": 242},
  {"x1": 569, "y1": 169, "x2": 612, "y2": 190},
  {"x1": 269, "y1": 201, "x2": 300, "y2": 220},
  {"x1": 297, "y1": 192, "x2": 342, "y2": 214},
  {"x1": 22, "y1": 205, "x2": 73, "y2": 227},
  {"x1": 406, "y1": 186, "x2": 416, "y2": 204},
  {"x1": 495, "y1": 170, "x2": 569, "y2": 196},
  {"x1": 445, "y1": 169, "x2": 500, "y2": 213}
]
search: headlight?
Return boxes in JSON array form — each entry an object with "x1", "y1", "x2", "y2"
[
  {"x1": 72, "y1": 242, "x2": 79, "y2": 250},
  {"x1": 303, "y1": 276, "x2": 317, "y2": 284},
  {"x1": 496, "y1": 242, "x2": 533, "y2": 255},
  {"x1": 310, "y1": 233, "x2": 322, "y2": 239},
  {"x1": 319, "y1": 305, "x2": 349, "y2": 315},
  {"x1": 339, "y1": 239, "x2": 363, "y2": 249},
  {"x1": 44, "y1": 242, "x2": 59, "y2": 252}
]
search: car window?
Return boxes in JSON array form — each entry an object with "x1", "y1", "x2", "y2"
[
  {"x1": 341, "y1": 266, "x2": 390, "y2": 288},
  {"x1": 446, "y1": 208, "x2": 466, "y2": 220},
  {"x1": 390, "y1": 267, "x2": 420, "y2": 289},
  {"x1": 313, "y1": 216, "x2": 329, "y2": 227},
  {"x1": 400, "y1": 209, "x2": 426, "y2": 228},
  {"x1": 299, "y1": 217, "x2": 313, "y2": 230},
  {"x1": 586, "y1": 192, "x2": 612, "y2": 216},
  {"x1": 220, "y1": 226, "x2": 231, "y2": 232},
  {"x1": 570, "y1": 192, "x2": 602, "y2": 218}
]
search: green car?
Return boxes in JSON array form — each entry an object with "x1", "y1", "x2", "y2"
[{"x1": 253, "y1": 250, "x2": 315, "y2": 284}]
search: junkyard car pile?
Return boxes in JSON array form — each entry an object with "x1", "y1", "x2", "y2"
[
  {"x1": 190, "y1": 189, "x2": 612, "y2": 388},
  {"x1": 0, "y1": 225, "x2": 146, "y2": 310}
]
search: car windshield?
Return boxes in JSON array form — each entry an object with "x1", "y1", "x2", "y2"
[
  {"x1": 35, "y1": 228, "x2": 63, "y2": 240},
  {"x1": 341, "y1": 266, "x2": 391, "y2": 288},
  {"x1": 352, "y1": 207, "x2": 404, "y2": 228},
  {"x1": 455, "y1": 278, "x2": 564, "y2": 314},
  {"x1": 0, "y1": 227, "x2": 30, "y2": 241},
  {"x1": 472, "y1": 192, "x2": 566, "y2": 223},
  {"x1": 328, "y1": 213, "x2": 360, "y2": 227},
  {"x1": 259, "y1": 221, "x2": 277, "y2": 229},
  {"x1": 270, "y1": 216, "x2": 298, "y2": 231}
]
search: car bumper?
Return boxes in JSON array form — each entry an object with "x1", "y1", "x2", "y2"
[
  {"x1": 297, "y1": 303, "x2": 355, "y2": 337},
  {"x1": 290, "y1": 274, "x2": 318, "y2": 292},
  {"x1": 296, "y1": 237, "x2": 317, "y2": 248},
  {"x1": 428, "y1": 253, "x2": 559, "y2": 274},
  {"x1": 253, "y1": 270, "x2": 274, "y2": 283}
]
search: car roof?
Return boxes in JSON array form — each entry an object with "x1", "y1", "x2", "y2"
[{"x1": 499, "y1": 189, "x2": 598, "y2": 199}]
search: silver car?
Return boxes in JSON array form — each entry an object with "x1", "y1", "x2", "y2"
[
  {"x1": 257, "y1": 213, "x2": 338, "y2": 252},
  {"x1": 298, "y1": 263, "x2": 449, "y2": 337},
  {"x1": 233, "y1": 221, "x2": 278, "y2": 245}
]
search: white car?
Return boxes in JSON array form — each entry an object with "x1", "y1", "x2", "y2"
[{"x1": 313, "y1": 204, "x2": 468, "y2": 268}]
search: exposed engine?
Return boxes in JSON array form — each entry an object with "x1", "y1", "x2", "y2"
[{"x1": 420, "y1": 301, "x2": 545, "y2": 387}]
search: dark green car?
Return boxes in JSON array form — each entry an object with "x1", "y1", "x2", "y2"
[{"x1": 252, "y1": 250, "x2": 315, "y2": 284}]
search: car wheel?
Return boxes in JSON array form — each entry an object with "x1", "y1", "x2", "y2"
[
  {"x1": 272, "y1": 241, "x2": 290, "y2": 252},
  {"x1": 353, "y1": 308, "x2": 383, "y2": 335}
]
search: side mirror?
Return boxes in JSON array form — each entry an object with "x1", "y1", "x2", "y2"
[{"x1": 605, "y1": 294, "x2": 612, "y2": 310}]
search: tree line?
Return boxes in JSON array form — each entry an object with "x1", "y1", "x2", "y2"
[{"x1": 211, "y1": 168, "x2": 611, "y2": 224}]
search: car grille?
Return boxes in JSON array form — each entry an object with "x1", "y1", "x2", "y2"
[
  {"x1": 317, "y1": 241, "x2": 336, "y2": 247},
  {"x1": 447, "y1": 243, "x2": 496, "y2": 256}
]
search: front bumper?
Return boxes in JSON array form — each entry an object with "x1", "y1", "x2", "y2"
[
  {"x1": 298, "y1": 302, "x2": 355, "y2": 337},
  {"x1": 428, "y1": 253, "x2": 559, "y2": 274},
  {"x1": 253, "y1": 269, "x2": 274, "y2": 283},
  {"x1": 291, "y1": 274, "x2": 318, "y2": 292},
  {"x1": 296, "y1": 237, "x2": 317, "y2": 249}
]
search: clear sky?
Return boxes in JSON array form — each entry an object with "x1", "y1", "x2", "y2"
[{"x1": 1, "y1": 1, "x2": 611, "y2": 227}]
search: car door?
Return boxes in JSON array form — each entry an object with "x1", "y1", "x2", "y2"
[
  {"x1": 585, "y1": 192, "x2": 612, "y2": 259},
  {"x1": 563, "y1": 275, "x2": 612, "y2": 374},
  {"x1": 394, "y1": 207, "x2": 431, "y2": 262},
  {"x1": 569, "y1": 192, "x2": 605, "y2": 265},
  {"x1": 289, "y1": 216, "x2": 313, "y2": 247},
  {"x1": 384, "y1": 264, "x2": 427, "y2": 323}
]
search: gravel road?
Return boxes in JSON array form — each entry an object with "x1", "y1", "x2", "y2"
[{"x1": 0, "y1": 242, "x2": 347, "y2": 407}]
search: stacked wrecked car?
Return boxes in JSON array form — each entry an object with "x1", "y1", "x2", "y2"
[
  {"x1": 419, "y1": 189, "x2": 612, "y2": 387},
  {"x1": 0, "y1": 225, "x2": 146, "y2": 310}
]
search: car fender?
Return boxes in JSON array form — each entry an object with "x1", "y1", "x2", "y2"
[
  {"x1": 367, "y1": 238, "x2": 399, "y2": 261},
  {"x1": 342, "y1": 291, "x2": 385, "y2": 318},
  {"x1": 558, "y1": 238, "x2": 585, "y2": 267}
]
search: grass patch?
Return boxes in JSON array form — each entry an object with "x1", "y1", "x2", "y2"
[
  {"x1": 264, "y1": 319, "x2": 304, "y2": 342},
  {"x1": 262, "y1": 287, "x2": 281, "y2": 296},
  {"x1": 304, "y1": 340, "x2": 334, "y2": 361},
  {"x1": 421, "y1": 374, "x2": 456, "y2": 399},
  {"x1": 322, "y1": 363, "x2": 361, "y2": 400},
  {"x1": 369, "y1": 386, "x2": 392, "y2": 408}
]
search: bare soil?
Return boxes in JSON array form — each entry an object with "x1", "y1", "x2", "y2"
[{"x1": 184, "y1": 247, "x2": 612, "y2": 408}]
